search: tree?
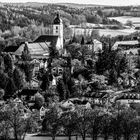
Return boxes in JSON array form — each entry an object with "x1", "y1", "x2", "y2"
[
  {"x1": 0, "y1": 88, "x2": 4, "y2": 99},
  {"x1": 61, "y1": 111, "x2": 77, "y2": 140},
  {"x1": 81, "y1": 36, "x2": 85, "y2": 45},
  {"x1": 20, "y1": 43, "x2": 34, "y2": 85},
  {"x1": 0, "y1": 71, "x2": 8, "y2": 89},
  {"x1": 3, "y1": 53, "x2": 13, "y2": 77},
  {"x1": 91, "y1": 30, "x2": 100, "y2": 40},
  {"x1": 89, "y1": 74, "x2": 107, "y2": 92},
  {"x1": 21, "y1": 43, "x2": 31, "y2": 61},
  {"x1": 13, "y1": 68, "x2": 25, "y2": 91},
  {"x1": 75, "y1": 107, "x2": 91, "y2": 140},
  {"x1": 42, "y1": 106, "x2": 61, "y2": 140},
  {"x1": 108, "y1": 68, "x2": 118, "y2": 85},
  {"x1": 0, "y1": 39, "x2": 5, "y2": 54},
  {"x1": 79, "y1": 45, "x2": 90, "y2": 65},
  {"x1": 4, "y1": 77, "x2": 16, "y2": 99},
  {"x1": 131, "y1": 116, "x2": 140, "y2": 140},
  {"x1": 65, "y1": 43, "x2": 81, "y2": 59},
  {"x1": 0, "y1": 55, "x2": 4, "y2": 72},
  {"x1": 118, "y1": 54, "x2": 128, "y2": 74},
  {"x1": 57, "y1": 78, "x2": 67, "y2": 101},
  {"x1": 120, "y1": 108, "x2": 137, "y2": 140},
  {"x1": 100, "y1": 113, "x2": 112, "y2": 140},
  {"x1": 125, "y1": 20, "x2": 133, "y2": 27},
  {"x1": 0, "y1": 102, "x2": 34, "y2": 140},
  {"x1": 39, "y1": 70, "x2": 50, "y2": 91},
  {"x1": 89, "y1": 109, "x2": 103, "y2": 140},
  {"x1": 71, "y1": 34, "x2": 78, "y2": 43},
  {"x1": 23, "y1": 62, "x2": 34, "y2": 84},
  {"x1": 110, "y1": 104, "x2": 124, "y2": 140},
  {"x1": 34, "y1": 92, "x2": 45, "y2": 110},
  {"x1": 137, "y1": 54, "x2": 140, "y2": 69},
  {"x1": 97, "y1": 9, "x2": 104, "y2": 17}
]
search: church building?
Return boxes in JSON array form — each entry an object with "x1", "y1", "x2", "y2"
[{"x1": 14, "y1": 13, "x2": 64, "y2": 59}]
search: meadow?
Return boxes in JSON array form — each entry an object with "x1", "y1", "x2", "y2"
[{"x1": 108, "y1": 16, "x2": 140, "y2": 24}]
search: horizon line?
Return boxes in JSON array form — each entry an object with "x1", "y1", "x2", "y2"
[{"x1": 0, "y1": 1, "x2": 139, "y2": 6}]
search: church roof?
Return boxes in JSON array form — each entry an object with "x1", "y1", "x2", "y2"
[
  {"x1": 14, "y1": 42, "x2": 50, "y2": 59},
  {"x1": 34, "y1": 35, "x2": 58, "y2": 44},
  {"x1": 3, "y1": 45, "x2": 19, "y2": 53}
]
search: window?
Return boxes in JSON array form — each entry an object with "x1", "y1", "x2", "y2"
[
  {"x1": 21, "y1": 95, "x2": 26, "y2": 100},
  {"x1": 30, "y1": 96, "x2": 35, "y2": 101},
  {"x1": 56, "y1": 26, "x2": 58, "y2": 30}
]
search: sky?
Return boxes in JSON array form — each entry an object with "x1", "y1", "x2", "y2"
[{"x1": 0, "y1": 0, "x2": 139, "y2": 6}]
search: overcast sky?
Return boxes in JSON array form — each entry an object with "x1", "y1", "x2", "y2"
[{"x1": 0, "y1": 0, "x2": 139, "y2": 6}]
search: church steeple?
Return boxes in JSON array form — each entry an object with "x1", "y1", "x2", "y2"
[
  {"x1": 53, "y1": 13, "x2": 61, "y2": 25},
  {"x1": 53, "y1": 13, "x2": 63, "y2": 51}
]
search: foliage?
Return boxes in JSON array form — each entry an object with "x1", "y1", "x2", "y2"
[
  {"x1": 90, "y1": 74, "x2": 107, "y2": 91},
  {"x1": 100, "y1": 113, "x2": 112, "y2": 140},
  {"x1": 35, "y1": 92, "x2": 45, "y2": 109},
  {"x1": 91, "y1": 30, "x2": 100, "y2": 40},
  {"x1": 57, "y1": 78, "x2": 67, "y2": 101},
  {"x1": 88, "y1": 109, "x2": 103, "y2": 140},
  {"x1": 3, "y1": 53, "x2": 13, "y2": 75},
  {"x1": 13, "y1": 67, "x2": 25, "y2": 90},
  {"x1": 0, "y1": 102, "x2": 35, "y2": 140},
  {"x1": 96, "y1": 48, "x2": 128, "y2": 85},
  {"x1": 21, "y1": 44, "x2": 31, "y2": 61},
  {"x1": 42, "y1": 106, "x2": 62, "y2": 140},
  {"x1": 23, "y1": 62, "x2": 34, "y2": 83},
  {"x1": 75, "y1": 107, "x2": 91, "y2": 140},
  {"x1": 60, "y1": 111, "x2": 78, "y2": 140}
]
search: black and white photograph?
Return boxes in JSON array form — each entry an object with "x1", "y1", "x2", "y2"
[{"x1": 0, "y1": 0, "x2": 140, "y2": 140}]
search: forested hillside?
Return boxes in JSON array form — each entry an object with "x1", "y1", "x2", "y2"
[{"x1": 0, "y1": 2, "x2": 139, "y2": 48}]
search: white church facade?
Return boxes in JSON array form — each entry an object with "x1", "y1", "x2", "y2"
[{"x1": 14, "y1": 13, "x2": 64, "y2": 59}]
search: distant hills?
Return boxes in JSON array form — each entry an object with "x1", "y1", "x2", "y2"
[
  {"x1": 0, "y1": 2, "x2": 111, "y2": 8},
  {"x1": 0, "y1": 2, "x2": 139, "y2": 8}
]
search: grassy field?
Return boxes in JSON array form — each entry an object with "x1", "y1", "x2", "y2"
[
  {"x1": 98, "y1": 29, "x2": 135, "y2": 37},
  {"x1": 108, "y1": 16, "x2": 140, "y2": 24},
  {"x1": 71, "y1": 28, "x2": 136, "y2": 37}
]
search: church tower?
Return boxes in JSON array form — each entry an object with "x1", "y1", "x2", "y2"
[{"x1": 53, "y1": 13, "x2": 63, "y2": 51}]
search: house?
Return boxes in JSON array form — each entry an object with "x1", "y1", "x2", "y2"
[
  {"x1": 116, "y1": 92, "x2": 140, "y2": 105},
  {"x1": 86, "y1": 39, "x2": 102, "y2": 54},
  {"x1": 14, "y1": 13, "x2": 63, "y2": 59},
  {"x1": 18, "y1": 89, "x2": 38, "y2": 109},
  {"x1": 39, "y1": 106, "x2": 49, "y2": 120},
  {"x1": 112, "y1": 40, "x2": 140, "y2": 55},
  {"x1": 26, "y1": 78, "x2": 40, "y2": 89},
  {"x1": 18, "y1": 89, "x2": 37, "y2": 101},
  {"x1": 31, "y1": 59, "x2": 40, "y2": 76}
]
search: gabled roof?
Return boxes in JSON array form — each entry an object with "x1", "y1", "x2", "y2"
[
  {"x1": 18, "y1": 89, "x2": 38, "y2": 96},
  {"x1": 34, "y1": 35, "x2": 58, "y2": 44},
  {"x1": 3, "y1": 45, "x2": 20, "y2": 53},
  {"x1": 14, "y1": 42, "x2": 50, "y2": 58},
  {"x1": 112, "y1": 40, "x2": 139, "y2": 50},
  {"x1": 86, "y1": 39, "x2": 102, "y2": 44}
]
